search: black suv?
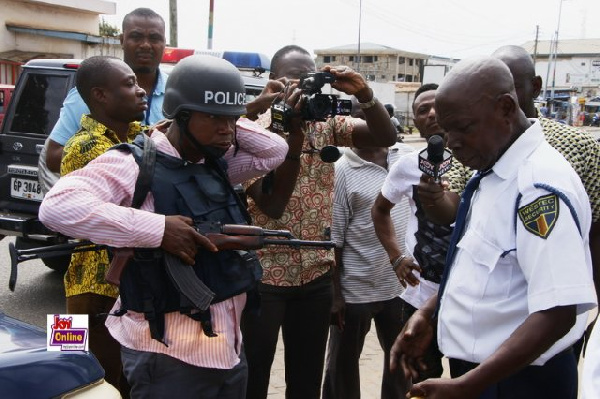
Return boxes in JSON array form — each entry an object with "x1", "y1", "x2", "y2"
[
  {"x1": 0, "y1": 58, "x2": 268, "y2": 279},
  {"x1": 0, "y1": 59, "x2": 81, "y2": 275}
]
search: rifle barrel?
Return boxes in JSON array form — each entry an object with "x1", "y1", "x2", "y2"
[
  {"x1": 262, "y1": 238, "x2": 336, "y2": 249},
  {"x1": 261, "y1": 229, "x2": 295, "y2": 238}
]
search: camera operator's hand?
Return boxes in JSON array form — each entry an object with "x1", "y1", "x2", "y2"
[
  {"x1": 322, "y1": 65, "x2": 372, "y2": 103},
  {"x1": 285, "y1": 87, "x2": 305, "y2": 135},
  {"x1": 322, "y1": 65, "x2": 396, "y2": 148},
  {"x1": 245, "y1": 77, "x2": 298, "y2": 121}
]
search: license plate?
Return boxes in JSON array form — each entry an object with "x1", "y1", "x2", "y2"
[{"x1": 11, "y1": 177, "x2": 43, "y2": 202}]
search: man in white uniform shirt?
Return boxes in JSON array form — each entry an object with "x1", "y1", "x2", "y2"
[{"x1": 391, "y1": 57, "x2": 597, "y2": 399}]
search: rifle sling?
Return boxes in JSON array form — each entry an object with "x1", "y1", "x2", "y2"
[{"x1": 131, "y1": 133, "x2": 156, "y2": 208}]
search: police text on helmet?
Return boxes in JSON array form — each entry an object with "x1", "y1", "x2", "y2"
[{"x1": 204, "y1": 91, "x2": 245, "y2": 106}]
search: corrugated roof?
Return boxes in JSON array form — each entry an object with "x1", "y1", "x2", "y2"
[
  {"x1": 6, "y1": 23, "x2": 120, "y2": 45},
  {"x1": 521, "y1": 38, "x2": 600, "y2": 57}
]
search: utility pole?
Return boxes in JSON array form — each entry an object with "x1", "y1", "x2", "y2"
[
  {"x1": 356, "y1": 0, "x2": 362, "y2": 73},
  {"x1": 533, "y1": 25, "x2": 539, "y2": 68},
  {"x1": 169, "y1": 0, "x2": 178, "y2": 47},
  {"x1": 543, "y1": 35, "x2": 555, "y2": 101},
  {"x1": 208, "y1": 0, "x2": 214, "y2": 49},
  {"x1": 550, "y1": 0, "x2": 566, "y2": 103},
  {"x1": 543, "y1": 0, "x2": 566, "y2": 104}
]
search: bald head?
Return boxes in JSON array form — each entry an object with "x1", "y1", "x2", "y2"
[
  {"x1": 435, "y1": 57, "x2": 530, "y2": 171},
  {"x1": 492, "y1": 45, "x2": 534, "y2": 73},
  {"x1": 438, "y1": 57, "x2": 516, "y2": 106},
  {"x1": 492, "y1": 45, "x2": 541, "y2": 117}
]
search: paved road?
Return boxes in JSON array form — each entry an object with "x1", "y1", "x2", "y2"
[{"x1": 0, "y1": 237, "x2": 65, "y2": 328}]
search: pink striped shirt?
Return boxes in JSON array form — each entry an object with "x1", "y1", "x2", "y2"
[{"x1": 39, "y1": 118, "x2": 288, "y2": 369}]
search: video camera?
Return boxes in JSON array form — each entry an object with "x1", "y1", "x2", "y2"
[{"x1": 271, "y1": 72, "x2": 352, "y2": 133}]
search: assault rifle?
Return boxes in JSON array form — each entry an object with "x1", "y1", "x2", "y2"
[{"x1": 9, "y1": 222, "x2": 336, "y2": 298}]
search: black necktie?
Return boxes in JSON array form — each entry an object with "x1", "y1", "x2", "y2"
[{"x1": 435, "y1": 169, "x2": 492, "y2": 316}]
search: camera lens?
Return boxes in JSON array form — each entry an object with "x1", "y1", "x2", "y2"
[{"x1": 308, "y1": 95, "x2": 333, "y2": 120}]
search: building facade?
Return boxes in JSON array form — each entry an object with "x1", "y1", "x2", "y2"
[
  {"x1": 1, "y1": 0, "x2": 120, "y2": 85},
  {"x1": 314, "y1": 43, "x2": 459, "y2": 129},
  {"x1": 315, "y1": 43, "x2": 429, "y2": 83},
  {"x1": 522, "y1": 38, "x2": 600, "y2": 99}
]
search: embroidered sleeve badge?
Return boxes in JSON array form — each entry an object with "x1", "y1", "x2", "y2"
[{"x1": 518, "y1": 194, "x2": 559, "y2": 239}]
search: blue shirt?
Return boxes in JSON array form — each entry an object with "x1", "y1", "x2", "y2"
[{"x1": 49, "y1": 69, "x2": 168, "y2": 146}]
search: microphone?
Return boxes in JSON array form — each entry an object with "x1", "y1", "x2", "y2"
[
  {"x1": 418, "y1": 135, "x2": 452, "y2": 183},
  {"x1": 320, "y1": 145, "x2": 341, "y2": 163}
]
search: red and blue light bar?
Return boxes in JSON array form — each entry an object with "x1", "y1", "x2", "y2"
[{"x1": 161, "y1": 47, "x2": 270, "y2": 72}]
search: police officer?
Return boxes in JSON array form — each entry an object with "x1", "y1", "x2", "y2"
[
  {"x1": 390, "y1": 57, "x2": 597, "y2": 399},
  {"x1": 39, "y1": 55, "x2": 288, "y2": 399}
]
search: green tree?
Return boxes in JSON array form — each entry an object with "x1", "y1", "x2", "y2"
[{"x1": 99, "y1": 18, "x2": 120, "y2": 37}]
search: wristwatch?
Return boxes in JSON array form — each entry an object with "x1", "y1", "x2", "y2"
[{"x1": 358, "y1": 96, "x2": 377, "y2": 110}]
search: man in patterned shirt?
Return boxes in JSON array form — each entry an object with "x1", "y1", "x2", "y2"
[
  {"x1": 241, "y1": 45, "x2": 397, "y2": 399},
  {"x1": 60, "y1": 55, "x2": 148, "y2": 395}
]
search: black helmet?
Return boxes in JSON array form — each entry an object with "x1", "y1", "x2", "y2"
[{"x1": 163, "y1": 55, "x2": 246, "y2": 118}]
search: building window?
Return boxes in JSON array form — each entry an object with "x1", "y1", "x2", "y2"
[
  {"x1": 323, "y1": 55, "x2": 336, "y2": 63},
  {"x1": 381, "y1": 74, "x2": 386, "y2": 79},
  {"x1": 409, "y1": 59, "x2": 414, "y2": 66},
  {"x1": 398, "y1": 57, "x2": 405, "y2": 65},
  {"x1": 367, "y1": 74, "x2": 376, "y2": 81},
  {"x1": 362, "y1": 56, "x2": 374, "y2": 63},
  {"x1": 349, "y1": 56, "x2": 354, "y2": 62}
]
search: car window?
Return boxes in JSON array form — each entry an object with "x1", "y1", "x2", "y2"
[
  {"x1": 245, "y1": 86, "x2": 263, "y2": 104},
  {"x1": 10, "y1": 73, "x2": 71, "y2": 135}
]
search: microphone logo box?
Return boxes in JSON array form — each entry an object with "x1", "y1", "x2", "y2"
[
  {"x1": 418, "y1": 148, "x2": 452, "y2": 178},
  {"x1": 418, "y1": 156, "x2": 436, "y2": 177},
  {"x1": 437, "y1": 156, "x2": 452, "y2": 175},
  {"x1": 47, "y1": 314, "x2": 89, "y2": 351}
]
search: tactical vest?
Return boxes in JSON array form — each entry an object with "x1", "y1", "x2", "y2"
[{"x1": 113, "y1": 136, "x2": 262, "y2": 342}]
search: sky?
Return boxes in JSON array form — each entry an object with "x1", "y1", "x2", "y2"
[{"x1": 102, "y1": 0, "x2": 600, "y2": 60}]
